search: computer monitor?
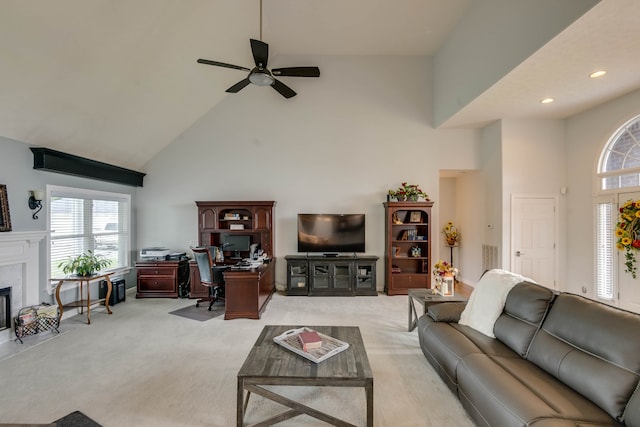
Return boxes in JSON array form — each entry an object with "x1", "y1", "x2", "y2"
[{"x1": 223, "y1": 235, "x2": 251, "y2": 259}]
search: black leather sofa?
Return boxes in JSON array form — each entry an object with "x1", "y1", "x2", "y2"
[{"x1": 417, "y1": 281, "x2": 640, "y2": 426}]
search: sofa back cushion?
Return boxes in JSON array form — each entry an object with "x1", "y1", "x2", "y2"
[
  {"x1": 625, "y1": 387, "x2": 640, "y2": 427},
  {"x1": 527, "y1": 293, "x2": 640, "y2": 422},
  {"x1": 493, "y1": 281, "x2": 555, "y2": 357}
]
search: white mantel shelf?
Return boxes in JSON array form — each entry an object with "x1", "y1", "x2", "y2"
[{"x1": 0, "y1": 230, "x2": 49, "y2": 245}]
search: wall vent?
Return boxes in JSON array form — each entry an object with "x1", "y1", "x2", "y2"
[{"x1": 482, "y1": 244, "x2": 498, "y2": 272}]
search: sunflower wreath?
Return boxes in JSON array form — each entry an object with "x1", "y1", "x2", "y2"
[{"x1": 615, "y1": 199, "x2": 640, "y2": 279}]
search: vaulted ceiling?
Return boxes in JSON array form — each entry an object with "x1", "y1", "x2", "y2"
[{"x1": 2, "y1": 0, "x2": 640, "y2": 171}]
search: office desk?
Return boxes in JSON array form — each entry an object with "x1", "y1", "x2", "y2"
[
  {"x1": 223, "y1": 260, "x2": 275, "y2": 320},
  {"x1": 52, "y1": 272, "x2": 114, "y2": 324}
]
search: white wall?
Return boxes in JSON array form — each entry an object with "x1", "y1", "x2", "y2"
[
  {"x1": 138, "y1": 55, "x2": 480, "y2": 290},
  {"x1": 566, "y1": 88, "x2": 640, "y2": 296},
  {"x1": 451, "y1": 119, "x2": 567, "y2": 288},
  {"x1": 480, "y1": 121, "x2": 503, "y2": 252},
  {"x1": 500, "y1": 119, "x2": 567, "y2": 283},
  {"x1": 437, "y1": 177, "x2": 457, "y2": 265},
  {"x1": 455, "y1": 170, "x2": 486, "y2": 284}
]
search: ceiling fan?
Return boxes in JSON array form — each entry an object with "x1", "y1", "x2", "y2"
[
  {"x1": 197, "y1": 39, "x2": 320, "y2": 99},
  {"x1": 196, "y1": 0, "x2": 320, "y2": 99}
]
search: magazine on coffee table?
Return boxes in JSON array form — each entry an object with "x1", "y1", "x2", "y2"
[{"x1": 273, "y1": 327, "x2": 350, "y2": 363}]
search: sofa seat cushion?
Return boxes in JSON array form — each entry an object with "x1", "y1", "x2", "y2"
[
  {"x1": 418, "y1": 314, "x2": 520, "y2": 392},
  {"x1": 457, "y1": 353, "x2": 620, "y2": 427},
  {"x1": 527, "y1": 294, "x2": 640, "y2": 423}
]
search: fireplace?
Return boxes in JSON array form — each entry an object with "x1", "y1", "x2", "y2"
[
  {"x1": 0, "y1": 287, "x2": 10, "y2": 332},
  {"x1": 0, "y1": 231, "x2": 48, "y2": 344}
]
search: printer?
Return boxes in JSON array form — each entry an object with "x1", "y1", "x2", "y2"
[
  {"x1": 139, "y1": 247, "x2": 171, "y2": 259},
  {"x1": 140, "y1": 247, "x2": 187, "y2": 260}
]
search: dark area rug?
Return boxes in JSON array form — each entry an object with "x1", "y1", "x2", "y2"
[
  {"x1": 169, "y1": 303, "x2": 224, "y2": 321},
  {"x1": 54, "y1": 410, "x2": 101, "y2": 426}
]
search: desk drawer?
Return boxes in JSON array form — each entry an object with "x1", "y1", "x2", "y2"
[
  {"x1": 138, "y1": 277, "x2": 176, "y2": 292},
  {"x1": 137, "y1": 267, "x2": 176, "y2": 277},
  {"x1": 393, "y1": 274, "x2": 428, "y2": 289}
]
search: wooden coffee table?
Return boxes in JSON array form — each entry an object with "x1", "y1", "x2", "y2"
[
  {"x1": 408, "y1": 288, "x2": 468, "y2": 331},
  {"x1": 237, "y1": 325, "x2": 374, "y2": 427}
]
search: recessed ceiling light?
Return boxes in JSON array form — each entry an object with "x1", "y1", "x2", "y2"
[
  {"x1": 590, "y1": 70, "x2": 607, "y2": 78},
  {"x1": 541, "y1": 98, "x2": 555, "y2": 104}
]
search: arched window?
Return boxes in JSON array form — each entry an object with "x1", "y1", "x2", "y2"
[
  {"x1": 598, "y1": 115, "x2": 640, "y2": 190},
  {"x1": 595, "y1": 114, "x2": 640, "y2": 301}
]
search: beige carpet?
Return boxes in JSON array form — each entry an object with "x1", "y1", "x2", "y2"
[{"x1": 0, "y1": 291, "x2": 474, "y2": 427}]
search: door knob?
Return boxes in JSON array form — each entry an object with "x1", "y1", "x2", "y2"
[{"x1": 516, "y1": 251, "x2": 523, "y2": 257}]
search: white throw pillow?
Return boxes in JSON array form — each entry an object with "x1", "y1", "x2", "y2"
[{"x1": 458, "y1": 269, "x2": 533, "y2": 338}]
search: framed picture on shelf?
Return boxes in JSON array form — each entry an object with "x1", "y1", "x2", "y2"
[
  {"x1": 0, "y1": 184, "x2": 11, "y2": 232},
  {"x1": 409, "y1": 211, "x2": 422, "y2": 223}
]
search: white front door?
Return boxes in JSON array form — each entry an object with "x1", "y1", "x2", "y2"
[
  {"x1": 617, "y1": 192, "x2": 640, "y2": 313},
  {"x1": 511, "y1": 195, "x2": 558, "y2": 289}
]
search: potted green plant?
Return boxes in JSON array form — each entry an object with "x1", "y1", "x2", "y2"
[{"x1": 58, "y1": 250, "x2": 111, "y2": 277}]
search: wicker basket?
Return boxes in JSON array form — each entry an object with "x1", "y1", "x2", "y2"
[{"x1": 14, "y1": 304, "x2": 60, "y2": 343}]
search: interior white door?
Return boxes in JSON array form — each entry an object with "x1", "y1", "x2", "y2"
[
  {"x1": 617, "y1": 192, "x2": 640, "y2": 313},
  {"x1": 511, "y1": 196, "x2": 557, "y2": 289}
]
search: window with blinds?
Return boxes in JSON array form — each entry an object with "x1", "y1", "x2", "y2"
[
  {"x1": 49, "y1": 186, "x2": 131, "y2": 278},
  {"x1": 595, "y1": 200, "x2": 615, "y2": 300}
]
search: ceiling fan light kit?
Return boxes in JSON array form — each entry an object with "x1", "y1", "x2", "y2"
[
  {"x1": 249, "y1": 69, "x2": 274, "y2": 86},
  {"x1": 197, "y1": 38, "x2": 320, "y2": 98}
]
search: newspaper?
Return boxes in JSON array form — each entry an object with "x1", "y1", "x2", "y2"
[{"x1": 273, "y1": 327, "x2": 350, "y2": 363}]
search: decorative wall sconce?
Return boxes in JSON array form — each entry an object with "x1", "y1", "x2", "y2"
[{"x1": 28, "y1": 190, "x2": 45, "y2": 220}]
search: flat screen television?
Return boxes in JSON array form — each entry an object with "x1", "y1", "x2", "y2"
[{"x1": 297, "y1": 214, "x2": 365, "y2": 253}]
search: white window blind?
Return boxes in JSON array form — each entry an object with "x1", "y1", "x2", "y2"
[
  {"x1": 595, "y1": 200, "x2": 614, "y2": 300},
  {"x1": 49, "y1": 186, "x2": 130, "y2": 278}
]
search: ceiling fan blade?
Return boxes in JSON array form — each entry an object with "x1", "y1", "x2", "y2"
[
  {"x1": 271, "y1": 79, "x2": 296, "y2": 99},
  {"x1": 197, "y1": 59, "x2": 250, "y2": 72},
  {"x1": 226, "y1": 78, "x2": 251, "y2": 93},
  {"x1": 250, "y1": 39, "x2": 269, "y2": 68},
  {"x1": 272, "y1": 67, "x2": 320, "y2": 77}
]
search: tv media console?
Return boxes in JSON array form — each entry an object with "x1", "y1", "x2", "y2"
[{"x1": 285, "y1": 255, "x2": 378, "y2": 296}]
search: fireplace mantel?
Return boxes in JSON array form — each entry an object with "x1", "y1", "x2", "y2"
[{"x1": 0, "y1": 230, "x2": 48, "y2": 308}]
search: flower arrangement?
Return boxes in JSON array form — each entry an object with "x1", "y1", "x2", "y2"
[
  {"x1": 432, "y1": 260, "x2": 458, "y2": 278},
  {"x1": 442, "y1": 221, "x2": 459, "y2": 246},
  {"x1": 615, "y1": 199, "x2": 640, "y2": 278},
  {"x1": 387, "y1": 182, "x2": 429, "y2": 201}
]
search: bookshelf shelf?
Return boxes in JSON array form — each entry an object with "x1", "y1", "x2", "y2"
[{"x1": 384, "y1": 201, "x2": 433, "y2": 295}]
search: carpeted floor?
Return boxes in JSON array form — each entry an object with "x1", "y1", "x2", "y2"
[{"x1": 0, "y1": 290, "x2": 474, "y2": 426}]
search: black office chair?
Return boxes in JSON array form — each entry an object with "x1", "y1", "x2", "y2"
[{"x1": 191, "y1": 247, "x2": 227, "y2": 310}]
